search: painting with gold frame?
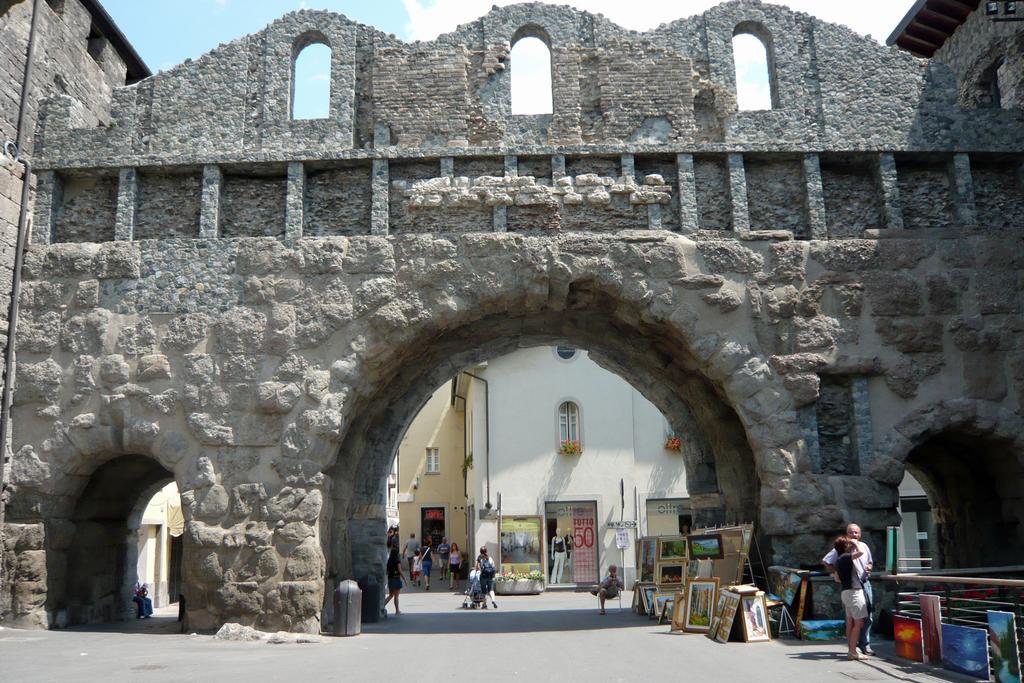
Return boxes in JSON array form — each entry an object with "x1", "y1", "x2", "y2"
[
  {"x1": 740, "y1": 592, "x2": 772, "y2": 643},
  {"x1": 656, "y1": 561, "x2": 685, "y2": 586},
  {"x1": 683, "y1": 578, "x2": 720, "y2": 633},
  {"x1": 657, "y1": 535, "x2": 688, "y2": 562},
  {"x1": 713, "y1": 589, "x2": 742, "y2": 643}
]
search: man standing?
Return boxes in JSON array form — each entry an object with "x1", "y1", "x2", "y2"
[
  {"x1": 436, "y1": 537, "x2": 451, "y2": 582},
  {"x1": 823, "y1": 523, "x2": 874, "y2": 656},
  {"x1": 403, "y1": 532, "x2": 420, "y2": 577}
]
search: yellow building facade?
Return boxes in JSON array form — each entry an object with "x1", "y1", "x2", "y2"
[{"x1": 396, "y1": 380, "x2": 470, "y2": 556}]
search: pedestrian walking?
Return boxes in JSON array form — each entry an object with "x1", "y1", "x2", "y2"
[
  {"x1": 403, "y1": 532, "x2": 419, "y2": 577},
  {"x1": 383, "y1": 547, "x2": 406, "y2": 616},
  {"x1": 475, "y1": 546, "x2": 498, "y2": 609},
  {"x1": 421, "y1": 539, "x2": 434, "y2": 590},
  {"x1": 823, "y1": 523, "x2": 875, "y2": 656},
  {"x1": 437, "y1": 537, "x2": 451, "y2": 582},
  {"x1": 412, "y1": 550, "x2": 423, "y2": 586},
  {"x1": 449, "y1": 542, "x2": 462, "y2": 590}
]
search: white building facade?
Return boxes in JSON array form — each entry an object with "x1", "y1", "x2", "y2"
[{"x1": 466, "y1": 346, "x2": 694, "y2": 586}]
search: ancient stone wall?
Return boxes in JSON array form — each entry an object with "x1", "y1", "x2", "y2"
[
  {"x1": 3, "y1": 1, "x2": 1023, "y2": 633},
  {"x1": 0, "y1": 3, "x2": 134, "y2": 566},
  {"x1": 930, "y1": 5, "x2": 1024, "y2": 111}
]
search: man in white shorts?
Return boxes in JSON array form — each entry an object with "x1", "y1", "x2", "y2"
[{"x1": 823, "y1": 523, "x2": 874, "y2": 656}]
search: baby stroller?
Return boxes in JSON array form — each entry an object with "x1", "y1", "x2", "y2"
[{"x1": 462, "y1": 568, "x2": 487, "y2": 609}]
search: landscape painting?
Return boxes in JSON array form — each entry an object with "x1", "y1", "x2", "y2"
[
  {"x1": 941, "y1": 623, "x2": 990, "y2": 678},
  {"x1": 988, "y1": 611, "x2": 1022, "y2": 683},
  {"x1": 684, "y1": 579, "x2": 719, "y2": 633},
  {"x1": 688, "y1": 534, "x2": 724, "y2": 560},
  {"x1": 893, "y1": 615, "x2": 924, "y2": 662}
]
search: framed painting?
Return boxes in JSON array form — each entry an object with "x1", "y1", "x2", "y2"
[
  {"x1": 654, "y1": 592, "x2": 674, "y2": 624},
  {"x1": 893, "y1": 615, "x2": 924, "y2": 663},
  {"x1": 740, "y1": 524, "x2": 753, "y2": 555},
  {"x1": 706, "y1": 588, "x2": 727, "y2": 640},
  {"x1": 670, "y1": 591, "x2": 687, "y2": 632},
  {"x1": 740, "y1": 593, "x2": 771, "y2": 642},
  {"x1": 637, "y1": 537, "x2": 657, "y2": 583},
  {"x1": 683, "y1": 578, "x2": 720, "y2": 633},
  {"x1": 941, "y1": 623, "x2": 989, "y2": 678},
  {"x1": 920, "y1": 594, "x2": 943, "y2": 664},
  {"x1": 642, "y1": 585, "x2": 657, "y2": 616},
  {"x1": 987, "y1": 610, "x2": 1021, "y2": 683},
  {"x1": 656, "y1": 562, "x2": 685, "y2": 586},
  {"x1": 657, "y1": 536, "x2": 688, "y2": 562},
  {"x1": 688, "y1": 533, "x2": 724, "y2": 560},
  {"x1": 714, "y1": 589, "x2": 741, "y2": 643}
]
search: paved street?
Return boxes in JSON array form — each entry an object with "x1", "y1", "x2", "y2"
[{"x1": 0, "y1": 589, "x2": 983, "y2": 683}]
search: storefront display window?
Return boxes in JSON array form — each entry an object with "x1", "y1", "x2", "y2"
[
  {"x1": 499, "y1": 516, "x2": 544, "y2": 574},
  {"x1": 545, "y1": 501, "x2": 598, "y2": 585},
  {"x1": 646, "y1": 498, "x2": 692, "y2": 536}
]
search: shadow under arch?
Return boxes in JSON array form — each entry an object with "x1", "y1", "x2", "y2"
[
  {"x1": 879, "y1": 400, "x2": 1024, "y2": 570},
  {"x1": 904, "y1": 430, "x2": 1024, "y2": 569},
  {"x1": 325, "y1": 282, "x2": 762, "y2": 584},
  {"x1": 50, "y1": 454, "x2": 181, "y2": 628}
]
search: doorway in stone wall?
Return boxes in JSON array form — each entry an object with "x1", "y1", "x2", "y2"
[{"x1": 57, "y1": 454, "x2": 186, "y2": 633}]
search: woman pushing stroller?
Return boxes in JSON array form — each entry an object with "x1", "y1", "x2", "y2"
[{"x1": 475, "y1": 546, "x2": 498, "y2": 609}]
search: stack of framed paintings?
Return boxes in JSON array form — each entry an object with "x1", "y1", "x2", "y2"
[
  {"x1": 657, "y1": 595, "x2": 675, "y2": 625},
  {"x1": 711, "y1": 589, "x2": 742, "y2": 643},
  {"x1": 656, "y1": 536, "x2": 687, "y2": 592}
]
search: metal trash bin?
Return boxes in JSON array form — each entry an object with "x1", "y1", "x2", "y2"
[
  {"x1": 333, "y1": 580, "x2": 361, "y2": 636},
  {"x1": 358, "y1": 574, "x2": 381, "y2": 623}
]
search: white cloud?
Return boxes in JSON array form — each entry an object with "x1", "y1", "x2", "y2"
[{"x1": 400, "y1": 0, "x2": 916, "y2": 45}]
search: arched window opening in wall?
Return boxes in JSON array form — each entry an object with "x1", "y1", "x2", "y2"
[
  {"x1": 511, "y1": 36, "x2": 553, "y2": 115},
  {"x1": 558, "y1": 400, "x2": 581, "y2": 447},
  {"x1": 292, "y1": 41, "x2": 331, "y2": 120},
  {"x1": 732, "y1": 28, "x2": 776, "y2": 111}
]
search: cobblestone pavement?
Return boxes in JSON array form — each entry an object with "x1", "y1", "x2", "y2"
[{"x1": 0, "y1": 590, "x2": 982, "y2": 683}]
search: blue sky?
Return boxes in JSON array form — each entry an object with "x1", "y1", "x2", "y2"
[{"x1": 102, "y1": 1, "x2": 916, "y2": 117}]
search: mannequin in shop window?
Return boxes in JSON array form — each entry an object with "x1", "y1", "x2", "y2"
[{"x1": 551, "y1": 528, "x2": 567, "y2": 583}]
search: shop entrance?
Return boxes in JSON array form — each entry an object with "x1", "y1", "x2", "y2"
[
  {"x1": 545, "y1": 501, "x2": 598, "y2": 586},
  {"x1": 421, "y1": 507, "x2": 446, "y2": 547}
]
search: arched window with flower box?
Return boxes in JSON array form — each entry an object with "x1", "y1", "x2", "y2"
[{"x1": 557, "y1": 400, "x2": 582, "y2": 455}]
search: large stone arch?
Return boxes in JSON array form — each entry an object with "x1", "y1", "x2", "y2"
[
  {"x1": 871, "y1": 399, "x2": 1024, "y2": 568},
  {"x1": 315, "y1": 233, "x2": 806, "y2": 589}
]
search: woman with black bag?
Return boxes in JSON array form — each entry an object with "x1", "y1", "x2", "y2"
[
  {"x1": 475, "y1": 546, "x2": 498, "y2": 609},
  {"x1": 383, "y1": 547, "x2": 406, "y2": 616}
]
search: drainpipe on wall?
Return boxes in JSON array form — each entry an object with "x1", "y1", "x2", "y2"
[
  {"x1": 1, "y1": 0, "x2": 43, "y2": 589},
  {"x1": 463, "y1": 372, "x2": 491, "y2": 510}
]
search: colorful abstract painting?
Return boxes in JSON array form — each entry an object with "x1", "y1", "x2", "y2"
[
  {"x1": 920, "y1": 594, "x2": 943, "y2": 664},
  {"x1": 941, "y1": 623, "x2": 990, "y2": 678},
  {"x1": 988, "y1": 610, "x2": 1022, "y2": 683},
  {"x1": 893, "y1": 615, "x2": 924, "y2": 662}
]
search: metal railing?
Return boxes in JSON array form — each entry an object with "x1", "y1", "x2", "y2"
[{"x1": 878, "y1": 571, "x2": 1024, "y2": 676}]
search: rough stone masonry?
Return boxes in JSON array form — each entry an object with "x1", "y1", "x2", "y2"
[{"x1": 2, "y1": 1, "x2": 1023, "y2": 633}]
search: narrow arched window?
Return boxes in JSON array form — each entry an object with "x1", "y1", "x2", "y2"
[
  {"x1": 989, "y1": 56, "x2": 1007, "y2": 108},
  {"x1": 558, "y1": 401, "x2": 580, "y2": 444},
  {"x1": 292, "y1": 41, "x2": 331, "y2": 120},
  {"x1": 511, "y1": 36, "x2": 553, "y2": 115},
  {"x1": 732, "y1": 31, "x2": 775, "y2": 111}
]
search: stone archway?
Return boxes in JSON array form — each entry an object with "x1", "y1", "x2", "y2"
[
  {"x1": 322, "y1": 268, "x2": 797, "y2": 592},
  {"x1": 61, "y1": 454, "x2": 178, "y2": 625},
  {"x1": 873, "y1": 400, "x2": 1024, "y2": 569}
]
